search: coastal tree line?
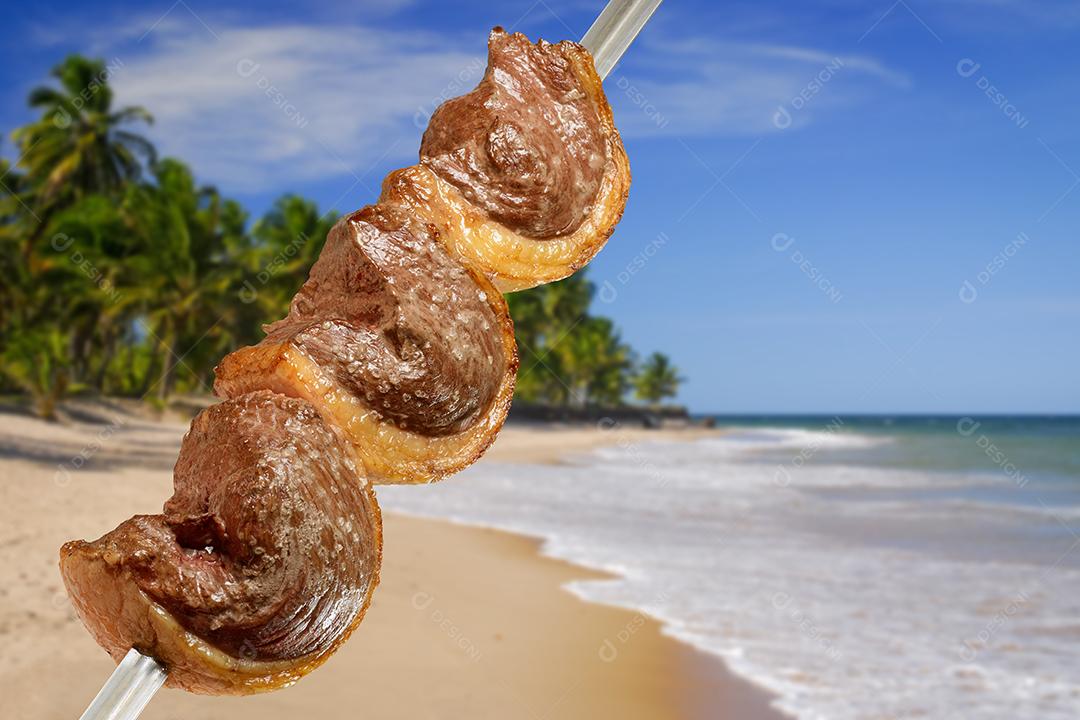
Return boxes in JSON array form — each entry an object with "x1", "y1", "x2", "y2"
[{"x1": 0, "y1": 56, "x2": 683, "y2": 419}]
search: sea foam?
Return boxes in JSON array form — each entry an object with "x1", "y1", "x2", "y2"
[{"x1": 379, "y1": 429, "x2": 1080, "y2": 719}]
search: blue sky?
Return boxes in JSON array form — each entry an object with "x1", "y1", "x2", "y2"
[{"x1": 2, "y1": 0, "x2": 1078, "y2": 413}]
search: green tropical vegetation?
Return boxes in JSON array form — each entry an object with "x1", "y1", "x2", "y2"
[
  {"x1": 634, "y1": 352, "x2": 684, "y2": 406},
  {"x1": 0, "y1": 55, "x2": 683, "y2": 419}
]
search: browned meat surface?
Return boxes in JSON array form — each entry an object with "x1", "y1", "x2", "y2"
[
  {"x1": 60, "y1": 25, "x2": 628, "y2": 695},
  {"x1": 59, "y1": 391, "x2": 381, "y2": 694},
  {"x1": 217, "y1": 205, "x2": 508, "y2": 438},
  {"x1": 421, "y1": 27, "x2": 608, "y2": 239}
]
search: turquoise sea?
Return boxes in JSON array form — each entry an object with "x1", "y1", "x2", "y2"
[
  {"x1": 383, "y1": 415, "x2": 1080, "y2": 719},
  {"x1": 703, "y1": 414, "x2": 1080, "y2": 483}
]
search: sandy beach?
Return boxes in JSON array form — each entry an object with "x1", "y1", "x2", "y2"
[{"x1": 0, "y1": 403, "x2": 783, "y2": 719}]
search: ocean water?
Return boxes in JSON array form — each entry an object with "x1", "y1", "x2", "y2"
[{"x1": 379, "y1": 416, "x2": 1080, "y2": 719}]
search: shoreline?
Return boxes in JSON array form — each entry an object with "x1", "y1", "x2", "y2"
[
  {"x1": 399, "y1": 514, "x2": 787, "y2": 720},
  {"x1": 0, "y1": 405, "x2": 786, "y2": 719},
  {"x1": 384, "y1": 509, "x2": 791, "y2": 720},
  {"x1": 394, "y1": 424, "x2": 791, "y2": 719}
]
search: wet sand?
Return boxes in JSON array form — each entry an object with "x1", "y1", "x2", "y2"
[{"x1": 0, "y1": 404, "x2": 785, "y2": 719}]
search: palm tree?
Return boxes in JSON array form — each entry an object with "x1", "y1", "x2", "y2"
[
  {"x1": 244, "y1": 195, "x2": 337, "y2": 321},
  {"x1": 2, "y1": 53, "x2": 688, "y2": 418},
  {"x1": 1, "y1": 60, "x2": 157, "y2": 406},
  {"x1": 44, "y1": 194, "x2": 146, "y2": 392},
  {"x1": 634, "y1": 352, "x2": 683, "y2": 406},
  {"x1": 0, "y1": 325, "x2": 73, "y2": 419},
  {"x1": 507, "y1": 273, "x2": 595, "y2": 404},
  {"x1": 13, "y1": 55, "x2": 154, "y2": 226},
  {"x1": 558, "y1": 316, "x2": 633, "y2": 407},
  {"x1": 119, "y1": 159, "x2": 240, "y2": 400},
  {"x1": 0, "y1": 148, "x2": 31, "y2": 337},
  {"x1": 0, "y1": 140, "x2": 87, "y2": 409}
]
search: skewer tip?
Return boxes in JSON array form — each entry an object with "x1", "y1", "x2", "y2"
[
  {"x1": 581, "y1": 0, "x2": 663, "y2": 79},
  {"x1": 78, "y1": 649, "x2": 167, "y2": 720}
]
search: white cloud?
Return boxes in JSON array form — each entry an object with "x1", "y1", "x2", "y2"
[
  {"x1": 740, "y1": 43, "x2": 911, "y2": 88},
  {"x1": 28, "y1": 12, "x2": 188, "y2": 52},
  {"x1": 608, "y1": 37, "x2": 910, "y2": 138},
  {"x1": 79, "y1": 10, "x2": 907, "y2": 192},
  {"x1": 108, "y1": 19, "x2": 482, "y2": 192}
]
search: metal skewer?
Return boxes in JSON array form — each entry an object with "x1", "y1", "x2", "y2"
[
  {"x1": 78, "y1": 649, "x2": 167, "y2": 720},
  {"x1": 73, "y1": 1, "x2": 661, "y2": 718},
  {"x1": 581, "y1": 0, "x2": 663, "y2": 79}
]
